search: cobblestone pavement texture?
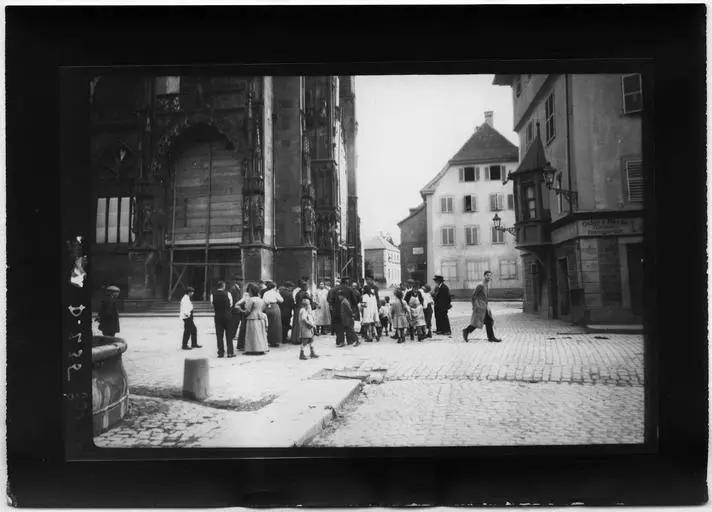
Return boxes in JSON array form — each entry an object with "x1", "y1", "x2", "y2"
[{"x1": 95, "y1": 301, "x2": 645, "y2": 447}]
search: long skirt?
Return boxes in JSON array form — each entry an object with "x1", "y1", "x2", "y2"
[
  {"x1": 237, "y1": 317, "x2": 247, "y2": 350},
  {"x1": 244, "y1": 318, "x2": 269, "y2": 354},
  {"x1": 290, "y1": 308, "x2": 301, "y2": 344},
  {"x1": 265, "y1": 303, "x2": 283, "y2": 347}
]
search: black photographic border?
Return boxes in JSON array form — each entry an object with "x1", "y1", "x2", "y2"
[{"x1": 7, "y1": 5, "x2": 707, "y2": 507}]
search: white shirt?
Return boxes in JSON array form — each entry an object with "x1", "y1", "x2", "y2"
[
  {"x1": 421, "y1": 289, "x2": 434, "y2": 307},
  {"x1": 180, "y1": 294, "x2": 193, "y2": 320},
  {"x1": 292, "y1": 287, "x2": 301, "y2": 300},
  {"x1": 263, "y1": 288, "x2": 284, "y2": 304}
]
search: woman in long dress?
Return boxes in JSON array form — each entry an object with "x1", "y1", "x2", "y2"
[
  {"x1": 313, "y1": 281, "x2": 331, "y2": 335},
  {"x1": 241, "y1": 283, "x2": 269, "y2": 355},
  {"x1": 262, "y1": 281, "x2": 284, "y2": 347}
]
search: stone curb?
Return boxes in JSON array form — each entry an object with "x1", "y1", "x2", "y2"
[{"x1": 294, "y1": 380, "x2": 364, "y2": 447}]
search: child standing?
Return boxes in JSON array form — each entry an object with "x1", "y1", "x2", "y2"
[
  {"x1": 298, "y1": 297, "x2": 318, "y2": 360},
  {"x1": 409, "y1": 297, "x2": 426, "y2": 341},
  {"x1": 390, "y1": 289, "x2": 410, "y2": 344},
  {"x1": 361, "y1": 286, "x2": 379, "y2": 342},
  {"x1": 378, "y1": 299, "x2": 390, "y2": 337}
]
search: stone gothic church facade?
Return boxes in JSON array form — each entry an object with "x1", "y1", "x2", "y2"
[{"x1": 90, "y1": 75, "x2": 361, "y2": 302}]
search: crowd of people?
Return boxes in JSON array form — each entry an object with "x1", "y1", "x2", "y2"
[{"x1": 96, "y1": 270, "x2": 503, "y2": 360}]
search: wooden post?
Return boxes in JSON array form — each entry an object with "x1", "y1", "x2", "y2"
[
  {"x1": 204, "y1": 143, "x2": 212, "y2": 300},
  {"x1": 182, "y1": 358, "x2": 209, "y2": 401},
  {"x1": 169, "y1": 163, "x2": 178, "y2": 302}
]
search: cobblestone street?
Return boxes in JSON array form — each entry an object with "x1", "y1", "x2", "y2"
[{"x1": 95, "y1": 301, "x2": 645, "y2": 447}]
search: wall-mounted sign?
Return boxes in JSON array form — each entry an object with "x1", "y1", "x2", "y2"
[
  {"x1": 412, "y1": 247, "x2": 424, "y2": 255},
  {"x1": 551, "y1": 216, "x2": 643, "y2": 244}
]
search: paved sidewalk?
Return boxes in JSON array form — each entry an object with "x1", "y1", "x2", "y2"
[{"x1": 94, "y1": 302, "x2": 645, "y2": 447}]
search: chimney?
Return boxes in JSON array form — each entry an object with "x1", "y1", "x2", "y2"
[{"x1": 484, "y1": 111, "x2": 494, "y2": 127}]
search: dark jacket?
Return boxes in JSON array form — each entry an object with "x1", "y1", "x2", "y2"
[
  {"x1": 212, "y1": 289, "x2": 231, "y2": 318},
  {"x1": 404, "y1": 288, "x2": 424, "y2": 306},
  {"x1": 433, "y1": 282, "x2": 452, "y2": 311},
  {"x1": 340, "y1": 298, "x2": 355, "y2": 328},
  {"x1": 279, "y1": 287, "x2": 294, "y2": 319}
]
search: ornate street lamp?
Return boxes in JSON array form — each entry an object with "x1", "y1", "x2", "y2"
[
  {"x1": 542, "y1": 161, "x2": 578, "y2": 209},
  {"x1": 492, "y1": 213, "x2": 518, "y2": 239}
]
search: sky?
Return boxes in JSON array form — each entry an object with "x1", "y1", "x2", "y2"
[{"x1": 354, "y1": 74, "x2": 518, "y2": 245}]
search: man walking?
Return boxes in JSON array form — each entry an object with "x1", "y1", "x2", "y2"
[
  {"x1": 462, "y1": 270, "x2": 502, "y2": 343},
  {"x1": 211, "y1": 280, "x2": 234, "y2": 358},
  {"x1": 432, "y1": 274, "x2": 452, "y2": 335}
]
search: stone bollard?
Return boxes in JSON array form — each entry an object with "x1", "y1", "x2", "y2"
[{"x1": 183, "y1": 358, "x2": 209, "y2": 401}]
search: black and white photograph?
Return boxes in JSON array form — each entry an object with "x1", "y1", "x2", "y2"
[
  {"x1": 81, "y1": 72, "x2": 646, "y2": 449},
  {"x1": 6, "y1": 4, "x2": 707, "y2": 507}
]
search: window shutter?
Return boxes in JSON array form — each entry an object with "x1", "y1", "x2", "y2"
[
  {"x1": 507, "y1": 194, "x2": 514, "y2": 209},
  {"x1": 459, "y1": 168, "x2": 464, "y2": 182},
  {"x1": 475, "y1": 166, "x2": 480, "y2": 181},
  {"x1": 440, "y1": 197, "x2": 446, "y2": 212},
  {"x1": 441, "y1": 228, "x2": 447, "y2": 245},
  {"x1": 473, "y1": 226, "x2": 479, "y2": 245},
  {"x1": 472, "y1": 195, "x2": 478, "y2": 212},
  {"x1": 465, "y1": 227, "x2": 472, "y2": 245},
  {"x1": 491, "y1": 226, "x2": 496, "y2": 243},
  {"x1": 464, "y1": 196, "x2": 469, "y2": 211},
  {"x1": 489, "y1": 194, "x2": 496, "y2": 211},
  {"x1": 484, "y1": 166, "x2": 490, "y2": 180},
  {"x1": 626, "y1": 160, "x2": 643, "y2": 202},
  {"x1": 447, "y1": 197, "x2": 453, "y2": 212},
  {"x1": 498, "y1": 194, "x2": 504, "y2": 210}
]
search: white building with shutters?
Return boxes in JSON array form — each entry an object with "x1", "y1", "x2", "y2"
[{"x1": 420, "y1": 111, "x2": 524, "y2": 299}]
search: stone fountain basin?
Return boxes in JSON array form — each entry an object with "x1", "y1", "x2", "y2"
[{"x1": 92, "y1": 336, "x2": 129, "y2": 436}]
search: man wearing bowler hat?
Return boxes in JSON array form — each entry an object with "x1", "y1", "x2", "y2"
[{"x1": 432, "y1": 274, "x2": 452, "y2": 336}]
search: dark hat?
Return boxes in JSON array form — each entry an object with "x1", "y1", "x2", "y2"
[{"x1": 433, "y1": 274, "x2": 444, "y2": 281}]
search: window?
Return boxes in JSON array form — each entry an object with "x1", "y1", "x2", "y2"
[
  {"x1": 440, "y1": 196, "x2": 453, "y2": 213},
  {"x1": 465, "y1": 226, "x2": 479, "y2": 246},
  {"x1": 464, "y1": 195, "x2": 478, "y2": 212},
  {"x1": 507, "y1": 194, "x2": 514, "y2": 210},
  {"x1": 491, "y1": 227, "x2": 505, "y2": 244},
  {"x1": 625, "y1": 159, "x2": 643, "y2": 202},
  {"x1": 499, "y1": 259, "x2": 518, "y2": 279},
  {"x1": 526, "y1": 121, "x2": 533, "y2": 146},
  {"x1": 622, "y1": 73, "x2": 642, "y2": 114},
  {"x1": 441, "y1": 261, "x2": 457, "y2": 282},
  {"x1": 489, "y1": 165, "x2": 502, "y2": 181},
  {"x1": 466, "y1": 260, "x2": 488, "y2": 282},
  {"x1": 441, "y1": 226, "x2": 455, "y2": 246},
  {"x1": 545, "y1": 92, "x2": 555, "y2": 143},
  {"x1": 515, "y1": 77, "x2": 521, "y2": 97},
  {"x1": 96, "y1": 197, "x2": 133, "y2": 244},
  {"x1": 556, "y1": 174, "x2": 563, "y2": 213},
  {"x1": 459, "y1": 166, "x2": 480, "y2": 182},
  {"x1": 489, "y1": 193, "x2": 504, "y2": 211},
  {"x1": 525, "y1": 184, "x2": 537, "y2": 219}
]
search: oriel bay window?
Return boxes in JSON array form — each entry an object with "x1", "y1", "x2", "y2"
[
  {"x1": 96, "y1": 196, "x2": 134, "y2": 244},
  {"x1": 524, "y1": 184, "x2": 537, "y2": 220},
  {"x1": 621, "y1": 73, "x2": 642, "y2": 114}
]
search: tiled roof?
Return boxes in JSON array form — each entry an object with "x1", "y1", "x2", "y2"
[
  {"x1": 513, "y1": 122, "x2": 548, "y2": 175},
  {"x1": 420, "y1": 122, "x2": 519, "y2": 196},
  {"x1": 449, "y1": 122, "x2": 519, "y2": 165},
  {"x1": 363, "y1": 234, "x2": 399, "y2": 252}
]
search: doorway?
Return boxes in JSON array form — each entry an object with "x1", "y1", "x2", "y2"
[
  {"x1": 627, "y1": 243, "x2": 644, "y2": 316},
  {"x1": 557, "y1": 257, "x2": 570, "y2": 317}
]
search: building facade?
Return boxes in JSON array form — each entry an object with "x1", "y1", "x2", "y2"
[
  {"x1": 420, "y1": 112, "x2": 524, "y2": 299},
  {"x1": 90, "y1": 75, "x2": 361, "y2": 304},
  {"x1": 398, "y1": 203, "x2": 427, "y2": 285},
  {"x1": 363, "y1": 234, "x2": 401, "y2": 286},
  {"x1": 493, "y1": 73, "x2": 643, "y2": 324}
]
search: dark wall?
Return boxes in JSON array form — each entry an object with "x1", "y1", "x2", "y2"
[{"x1": 399, "y1": 206, "x2": 427, "y2": 283}]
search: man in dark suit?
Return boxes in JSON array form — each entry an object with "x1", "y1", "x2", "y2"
[
  {"x1": 279, "y1": 281, "x2": 295, "y2": 344},
  {"x1": 211, "y1": 280, "x2": 234, "y2": 358},
  {"x1": 432, "y1": 274, "x2": 452, "y2": 336},
  {"x1": 338, "y1": 289, "x2": 360, "y2": 347}
]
